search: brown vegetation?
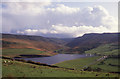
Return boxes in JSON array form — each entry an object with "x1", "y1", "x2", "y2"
[{"x1": 2, "y1": 36, "x2": 60, "y2": 52}]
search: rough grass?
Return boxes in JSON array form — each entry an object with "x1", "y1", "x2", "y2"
[
  {"x1": 2, "y1": 48, "x2": 45, "y2": 57},
  {"x1": 2, "y1": 59, "x2": 118, "y2": 77},
  {"x1": 85, "y1": 43, "x2": 119, "y2": 55},
  {"x1": 54, "y1": 56, "x2": 101, "y2": 70}
]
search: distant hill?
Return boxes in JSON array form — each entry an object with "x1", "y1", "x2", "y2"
[
  {"x1": 2, "y1": 33, "x2": 64, "y2": 51},
  {"x1": 66, "y1": 33, "x2": 119, "y2": 53},
  {"x1": 45, "y1": 37, "x2": 74, "y2": 45},
  {"x1": 2, "y1": 33, "x2": 119, "y2": 54}
]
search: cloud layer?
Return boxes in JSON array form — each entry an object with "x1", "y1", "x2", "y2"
[{"x1": 2, "y1": 2, "x2": 118, "y2": 38}]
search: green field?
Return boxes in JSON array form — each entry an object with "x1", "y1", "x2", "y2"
[
  {"x1": 54, "y1": 56, "x2": 101, "y2": 70},
  {"x1": 2, "y1": 59, "x2": 118, "y2": 77},
  {"x1": 85, "y1": 43, "x2": 119, "y2": 55},
  {"x1": 2, "y1": 48, "x2": 45, "y2": 57},
  {"x1": 90, "y1": 57, "x2": 119, "y2": 72}
]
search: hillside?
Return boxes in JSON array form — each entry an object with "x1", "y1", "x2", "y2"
[
  {"x1": 85, "y1": 43, "x2": 120, "y2": 56},
  {"x1": 66, "y1": 33, "x2": 119, "y2": 53},
  {"x1": 2, "y1": 33, "x2": 119, "y2": 56},
  {"x1": 2, "y1": 33, "x2": 67, "y2": 57},
  {"x1": 2, "y1": 33, "x2": 74, "y2": 57},
  {"x1": 2, "y1": 33, "x2": 63, "y2": 51}
]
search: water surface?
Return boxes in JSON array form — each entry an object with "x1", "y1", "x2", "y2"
[{"x1": 19, "y1": 54, "x2": 93, "y2": 65}]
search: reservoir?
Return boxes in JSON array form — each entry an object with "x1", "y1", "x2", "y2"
[{"x1": 17, "y1": 54, "x2": 93, "y2": 65}]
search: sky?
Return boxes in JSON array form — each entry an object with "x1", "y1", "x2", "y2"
[{"x1": 1, "y1": 1, "x2": 118, "y2": 38}]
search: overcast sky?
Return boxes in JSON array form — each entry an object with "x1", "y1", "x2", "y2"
[{"x1": 1, "y1": 1, "x2": 118, "y2": 38}]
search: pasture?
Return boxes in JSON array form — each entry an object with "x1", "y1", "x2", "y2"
[{"x1": 2, "y1": 59, "x2": 118, "y2": 77}]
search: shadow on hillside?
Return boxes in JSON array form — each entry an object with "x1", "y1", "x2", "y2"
[{"x1": 14, "y1": 54, "x2": 50, "y2": 58}]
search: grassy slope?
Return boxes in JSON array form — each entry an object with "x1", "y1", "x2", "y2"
[
  {"x1": 85, "y1": 43, "x2": 119, "y2": 55},
  {"x1": 2, "y1": 59, "x2": 118, "y2": 77},
  {"x1": 90, "y1": 58, "x2": 119, "y2": 72},
  {"x1": 54, "y1": 56, "x2": 101, "y2": 70}
]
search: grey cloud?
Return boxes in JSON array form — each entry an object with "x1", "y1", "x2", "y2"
[{"x1": 2, "y1": 3, "x2": 118, "y2": 37}]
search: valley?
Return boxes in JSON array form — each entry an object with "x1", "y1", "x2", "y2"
[{"x1": 1, "y1": 33, "x2": 120, "y2": 77}]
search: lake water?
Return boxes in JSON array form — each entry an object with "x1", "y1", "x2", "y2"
[{"x1": 18, "y1": 54, "x2": 93, "y2": 65}]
